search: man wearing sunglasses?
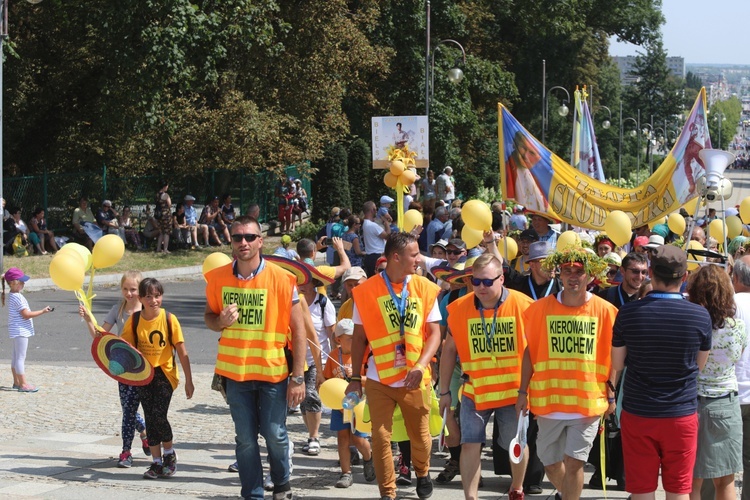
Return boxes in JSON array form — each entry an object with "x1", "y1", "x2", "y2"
[
  {"x1": 440, "y1": 253, "x2": 534, "y2": 500},
  {"x1": 516, "y1": 248, "x2": 618, "y2": 500},
  {"x1": 600, "y1": 252, "x2": 648, "y2": 309},
  {"x1": 204, "y1": 215, "x2": 307, "y2": 500},
  {"x1": 346, "y1": 232, "x2": 442, "y2": 500}
]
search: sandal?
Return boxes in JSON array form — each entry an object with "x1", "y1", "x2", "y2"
[{"x1": 18, "y1": 385, "x2": 39, "y2": 393}]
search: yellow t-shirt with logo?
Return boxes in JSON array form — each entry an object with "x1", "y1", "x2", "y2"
[{"x1": 121, "y1": 309, "x2": 184, "y2": 390}]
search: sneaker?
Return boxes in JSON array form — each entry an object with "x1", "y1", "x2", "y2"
[
  {"x1": 306, "y1": 438, "x2": 320, "y2": 456},
  {"x1": 264, "y1": 472, "x2": 274, "y2": 491},
  {"x1": 272, "y1": 491, "x2": 293, "y2": 500},
  {"x1": 160, "y1": 452, "x2": 176, "y2": 477},
  {"x1": 525, "y1": 485, "x2": 543, "y2": 495},
  {"x1": 228, "y1": 461, "x2": 239, "y2": 473},
  {"x1": 143, "y1": 462, "x2": 161, "y2": 479},
  {"x1": 141, "y1": 436, "x2": 151, "y2": 456},
  {"x1": 302, "y1": 438, "x2": 311, "y2": 453},
  {"x1": 435, "y1": 459, "x2": 460, "y2": 483},
  {"x1": 415, "y1": 475, "x2": 433, "y2": 499},
  {"x1": 509, "y1": 489, "x2": 525, "y2": 500},
  {"x1": 335, "y1": 472, "x2": 353, "y2": 488},
  {"x1": 363, "y1": 457, "x2": 376, "y2": 483},
  {"x1": 395, "y1": 455, "x2": 411, "y2": 486},
  {"x1": 117, "y1": 451, "x2": 133, "y2": 468}
]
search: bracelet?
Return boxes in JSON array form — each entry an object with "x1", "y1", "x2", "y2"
[
  {"x1": 439, "y1": 390, "x2": 451, "y2": 397},
  {"x1": 413, "y1": 362, "x2": 426, "y2": 372},
  {"x1": 349, "y1": 376, "x2": 362, "y2": 382},
  {"x1": 607, "y1": 397, "x2": 616, "y2": 403},
  {"x1": 517, "y1": 389, "x2": 528, "y2": 395}
]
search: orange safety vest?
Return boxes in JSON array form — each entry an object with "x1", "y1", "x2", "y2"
[
  {"x1": 352, "y1": 273, "x2": 440, "y2": 386},
  {"x1": 205, "y1": 261, "x2": 296, "y2": 383},
  {"x1": 447, "y1": 289, "x2": 533, "y2": 410},
  {"x1": 523, "y1": 294, "x2": 617, "y2": 416}
]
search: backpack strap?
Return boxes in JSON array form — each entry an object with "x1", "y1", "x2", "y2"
[
  {"x1": 132, "y1": 311, "x2": 141, "y2": 350},
  {"x1": 316, "y1": 294, "x2": 329, "y2": 329}
]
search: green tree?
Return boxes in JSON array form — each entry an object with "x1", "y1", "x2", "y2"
[
  {"x1": 311, "y1": 143, "x2": 350, "y2": 222},
  {"x1": 347, "y1": 139, "x2": 372, "y2": 214}
]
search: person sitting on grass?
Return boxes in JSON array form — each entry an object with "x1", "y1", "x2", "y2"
[
  {"x1": 322, "y1": 318, "x2": 375, "y2": 488},
  {"x1": 29, "y1": 207, "x2": 58, "y2": 254}
]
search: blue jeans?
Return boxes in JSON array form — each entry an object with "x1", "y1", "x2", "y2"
[{"x1": 226, "y1": 378, "x2": 290, "y2": 500}]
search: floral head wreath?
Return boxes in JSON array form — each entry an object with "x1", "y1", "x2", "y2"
[
  {"x1": 542, "y1": 246, "x2": 609, "y2": 281},
  {"x1": 594, "y1": 233, "x2": 615, "y2": 250}
]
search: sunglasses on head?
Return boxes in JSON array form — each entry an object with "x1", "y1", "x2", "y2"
[
  {"x1": 446, "y1": 249, "x2": 463, "y2": 255},
  {"x1": 231, "y1": 233, "x2": 261, "y2": 243},
  {"x1": 470, "y1": 274, "x2": 502, "y2": 287}
]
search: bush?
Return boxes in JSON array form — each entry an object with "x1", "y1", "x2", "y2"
[{"x1": 292, "y1": 220, "x2": 323, "y2": 241}]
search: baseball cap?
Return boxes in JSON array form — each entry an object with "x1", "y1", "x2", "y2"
[
  {"x1": 651, "y1": 245, "x2": 687, "y2": 279},
  {"x1": 527, "y1": 241, "x2": 553, "y2": 261},
  {"x1": 380, "y1": 195, "x2": 394, "y2": 205},
  {"x1": 726, "y1": 207, "x2": 739, "y2": 218},
  {"x1": 184, "y1": 195, "x2": 196, "y2": 201},
  {"x1": 447, "y1": 238, "x2": 466, "y2": 250},
  {"x1": 603, "y1": 252, "x2": 622, "y2": 267},
  {"x1": 281, "y1": 234, "x2": 292, "y2": 245},
  {"x1": 335, "y1": 318, "x2": 355, "y2": 337},
  {"x1": 430, "y1": 239, "x2": 448, "y2": 252},
  {"x1": 4, "y1": 267, "x2": 29, "y2": 282},
  {"x1": 519, "y1": 229, "x2": 539, "y2": 242},
  {"x1": 341, "y1": 266, "x2": 367, "y2": 282},
  {"x1": 633, "y1": 236, "x2": 649, "y2": 249}
]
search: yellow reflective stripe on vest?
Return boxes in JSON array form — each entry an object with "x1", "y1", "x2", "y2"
[
  {"x1": 219, "y1": 345, "x2": 285, "y2": 360},
  {"x1": 534, "y1": 360, "x2": 609, "y2": 377},
  {"x1": 462, "y1": 358, "x2": 519, "y2": 372},
  {"x1": 464, "y1": 384, "x2": 517, "y2": 404},
  {"x1": 216, "y1": 360, "x2": 288, "y2": 378},
  {"x1": 469, "y1": 372, "x2": 519, "y2": 387},
  {"x1": 531, "y1": 393, "x2": 607, "y2": 411},
  {"x1": 378, "y1": 365, "x2": 407, "y2": 381},
  {"x1": 222, "y1": 329, "x2": 287, "y2": 343},
  {"x1": 370, "y1": 332, "x2": 402, "y2": 350},
  {"x1": 529, "y1": 378, "x2": 603, "y2": 393}
]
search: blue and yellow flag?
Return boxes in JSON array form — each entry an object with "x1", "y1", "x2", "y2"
[
  {"x1": 499, "y1": 88, "x2": 709, "y2": 230},
  {"x1": 570, "y1": 87, "x2": 606, "y2": 183}
]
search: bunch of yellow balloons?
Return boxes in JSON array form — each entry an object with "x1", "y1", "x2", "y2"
[
  {"x1": 384, "y1": 160, "x2": 417, "y2": 190},
  {"x1": 49, "y1": 235, "x2": 125, "y2": 292}
]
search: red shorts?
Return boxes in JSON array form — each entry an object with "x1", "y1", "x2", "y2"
[
  {"x1": 620, "y1": 410, "x2": 698, "y2": 494},
  {"x1": 277, "y1": 204, "x2": 292, "y2": 222}
]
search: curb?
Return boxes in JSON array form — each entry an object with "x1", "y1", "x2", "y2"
[{"x1": 23, "y1": 265, "x2": 203, "y2": 292}]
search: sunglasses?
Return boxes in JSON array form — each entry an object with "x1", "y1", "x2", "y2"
[
  {"x1": 446, "y1": 249, "x2": 463, "y2": 255},
  {"x1": 626, "y1": 268, "x2": 648, "y2": 275},
  {"x1": 231, "y1": 233, "x2": 261, "y2": 243},
  {"x1": 470, "y1": 274, "x2": 503, "y2": 287}
]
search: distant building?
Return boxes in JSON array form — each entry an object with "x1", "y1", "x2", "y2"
[{"x1": 612, "y1": 55, "x2": 686, "y2": 86}]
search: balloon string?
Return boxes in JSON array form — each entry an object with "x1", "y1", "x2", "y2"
[
  {"x1": 75, "y1": 289, "x2": 99, "y2": 329},
  {"x1": 87, "y1": 267, "x2": 97, "y2": 302}
]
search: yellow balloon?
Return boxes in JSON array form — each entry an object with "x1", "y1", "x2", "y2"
[
  {"x1": 686, "y1": 240, "x2": 705, "y2": 271},
  {"x1": 727, "y1": 215, "x2": 743, "y2": 239},
  {"x1": 667, "y1": 213, "x2": 686, "y2": 236},
  {"x1": 202, "y1": 252, "x2": 232, "y2": 279},
  {"x1": 384, "y1": 171, "x2": 398, "y2": 188},
  {"x1": 49, "y1": 253, "x2": 85, "y2": 291},
  {"x1": 319, "y1": 378, "x2": 349, "y2": 410},
  {"x1": 498, "y1": 237, "x2": 518, "y2": 261},
  {"x1": 604, "y1": 210, "x2": 632, "y2": 247},
  {"x1": 399, "y1": 169, "x2": 417, "y2": 186},
  {"x1": 92, "y1": 234, "x2": 125, "y2": 269},
  {"x1": 462, "y1": 200, "x2": 492, "y2": 231},
  {"x1": 709, "y1": 219, "x2": 727, "y2": 242},
  {"x1": 403, "y1": 209, "x2": 423, "y2": 232},
  {"x1": 461, "y1": 225, "x2": 484, "y2": 249},
  {"x1": 58, "y1": 242, "x2": 92, "y2": 271},
  {"x1": 741, "y1": 197, "x2": 750, "y2": 224},
  {"x1": 389, "y1": 160, "x2": 406, "y2": 176},
  {"x1": 353, "y1": 400, "x2": 372, "y2": 434},
  {"x1": 556, "y1": 230, "x2": 581, "y2": 250}
]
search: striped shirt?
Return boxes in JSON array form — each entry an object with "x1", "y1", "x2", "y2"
[
  {"x1": 8, "y1": 292, "x2": 33, "y2": 338},
  {"x1": 613, "y1": 292, "x2": 712, "y2": 418}
]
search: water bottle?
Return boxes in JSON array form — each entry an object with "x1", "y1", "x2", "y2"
[{"x1": 342, "y1": 392, "x2": 361, "y2": 410}]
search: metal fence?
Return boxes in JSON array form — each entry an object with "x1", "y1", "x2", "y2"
[{"x1": 3, "y1": 165, "x2": 311, "y2": 234}]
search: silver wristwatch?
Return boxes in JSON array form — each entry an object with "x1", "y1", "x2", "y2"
[{"x1": 290, "y1": 375, "x2": 305, "y2": 385}]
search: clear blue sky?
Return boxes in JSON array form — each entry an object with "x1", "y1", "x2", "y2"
[{"x1": 609, "y1": 0, "x2": 749, "y2": 65}]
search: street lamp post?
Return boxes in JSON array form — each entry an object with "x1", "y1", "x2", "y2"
[
  {"x1": 642, "y1": 122, "x2": 655, "y2": 174},
  {"x1": 424, "y1": 1, "x2": 466, "y2": 117},
  {"x1": 598, "y1": 106, "x2": 612, "y2": 130},
  {"x1": 714, "y1": 112, "x2": 725, "y2": 150},
  {"x1": 541, "y1": 60, "x2": 571, "y2": 144},
  {"x1": 618, "y1": 102, "x2": 640, "y2": 181}
]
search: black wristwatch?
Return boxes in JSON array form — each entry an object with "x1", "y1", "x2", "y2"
[{"x1": 290, "y1": 375, "x2": 305, "y2": 385}]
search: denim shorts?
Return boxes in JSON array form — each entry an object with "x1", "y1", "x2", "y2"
[
  {"x1": 694, "y1": 393, "x2": 742, "y2": 478},
  {"x1": 330, "y1": 409, "x2": 368, "y2": 437},
  {"x1": 300, "y1": 365, "x2": 322, "y2": 414},
  {"x1": 459, "y1": 395, "x2": 518, "y2": 447}
]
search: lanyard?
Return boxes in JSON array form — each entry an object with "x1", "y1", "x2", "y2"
[
  {"x1": 477, "y1": 288, "x2": 508, "y2": 362},
  {"x1": 529, "y1": 276, "x2": 554, "y2": 301},
  {"x1": 381, "y1": 271, "x2": 411, "y2": 337},
  {"x1": 648, "y1": 292, "x2": 684, "y2": 300}
]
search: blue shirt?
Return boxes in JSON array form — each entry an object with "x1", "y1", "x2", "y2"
[
  {"x1": 184, "y1": 205, "x2": 198, "y2": 226},
  {"x1": 613, "y1": 292, "x2": 712, "y2": 418},
  {"x1": 426, "y1": 219, "x2": 446, "y2": 248}
]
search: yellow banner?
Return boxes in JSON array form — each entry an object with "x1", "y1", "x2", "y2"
[{"x1": 500, "y1": 88, "x2": 709, "y2": 229}]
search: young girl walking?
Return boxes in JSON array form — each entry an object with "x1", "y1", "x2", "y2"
[
  {"x1": 81, "y1": 271, "x2": 150, "y2": 468},
  {"x1": 2, "y1": 267, "x2": 52, "y2": 392},
  {"x1": 120, "y1": 277, "x2": 194, "y2": 479}
]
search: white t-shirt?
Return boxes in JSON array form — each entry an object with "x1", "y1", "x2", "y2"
[
  {"x1": 8, "y1": 292, "x2": 33, "y2": 338},
  {"x1": 352, "y1": 298, "x2": 441, "y2": 387},
  {"x1": 362, "y1": 219, "x2": 386, "y2": 255},
  {"x1": 306, "y1": 293, "x2": 336, "y2": 367},
  {"x1": 734, "y1": 292, "x2": 750, "y2": 404}
]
